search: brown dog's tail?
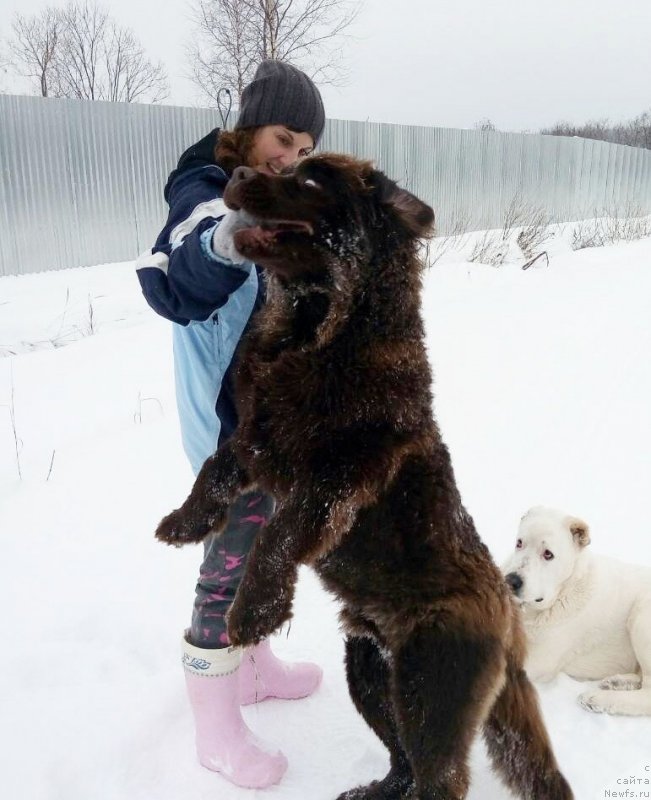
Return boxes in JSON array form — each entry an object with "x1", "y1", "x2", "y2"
[{"x1": 483, "y1": 658, "x2": 574, "y2": 800}]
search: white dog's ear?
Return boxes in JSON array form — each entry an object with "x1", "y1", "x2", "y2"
[{"x1": 567, "y1": 516, "x2": 591, "y2": 547}]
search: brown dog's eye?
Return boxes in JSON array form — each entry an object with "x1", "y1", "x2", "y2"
[
  {"x1": 303, "y1": 178, "x2": 320, "y2": 189},
  {"x1": 543, "y1": 549, "x2": 554, "y2": 561},
  {"x1": 516, "y1": 539, "x2": 523, "y2": 549}
]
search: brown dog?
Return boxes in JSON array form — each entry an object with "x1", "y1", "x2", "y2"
[{"x1": 156, "y1": 154, "x2": 573, "y2": 800}]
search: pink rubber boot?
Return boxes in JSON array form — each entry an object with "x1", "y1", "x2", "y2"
[
  {"x1": 182, "y1": 636, "x2": 288, "y2": 788},
  {"x1": 239, "y1": 638, "x2": 323, "y2": 705}
]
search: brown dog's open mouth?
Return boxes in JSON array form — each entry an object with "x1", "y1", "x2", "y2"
[{"x1": 234, "y1": 219, "x2": 314, "y2": 252}]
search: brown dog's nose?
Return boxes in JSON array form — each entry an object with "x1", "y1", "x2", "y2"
[
  {"x1": 505, "y1": 573, "x2": 523, "y2": 594},
  {"x1": 231, "y1": 166, "x2": 257, "y2": 184}
]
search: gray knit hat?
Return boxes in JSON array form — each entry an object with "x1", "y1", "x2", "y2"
[{"x1": 236, "y1": 60, "x2": 325, "y2": 145}]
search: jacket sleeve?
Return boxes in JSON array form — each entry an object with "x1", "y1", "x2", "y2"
[{"x1": 136, "y1": 131, "x2": 252, "y2": 325}]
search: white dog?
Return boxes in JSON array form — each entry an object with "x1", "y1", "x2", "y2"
[{"x1": 502, "y1": 506, "x2": 651, "y2": 715}]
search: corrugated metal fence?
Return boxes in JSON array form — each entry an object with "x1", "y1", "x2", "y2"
[{"x1": 2, "y1": 93, "x2": 651, "y2": 276}]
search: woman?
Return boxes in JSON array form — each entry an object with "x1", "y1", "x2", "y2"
[{"x1": 136, "y1": 60, "x2": 325, "y2": 789}]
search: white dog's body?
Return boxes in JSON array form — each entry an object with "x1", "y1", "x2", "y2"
[{"x1": 503, "y1": 507, "x2": 651, "y2": 715}]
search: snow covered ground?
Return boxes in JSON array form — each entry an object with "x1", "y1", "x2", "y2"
[{"x1": 1, "y1": 229, "x2": 651, "y2": 800}]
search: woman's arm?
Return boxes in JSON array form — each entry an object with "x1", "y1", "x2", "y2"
[{"x1": 136, "y1": 131, "x2": 252, "y2": 325}]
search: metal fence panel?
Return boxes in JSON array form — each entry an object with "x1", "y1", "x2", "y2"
[{"x1": 2, "y1": 94, "x2": 651, "y2": 276}]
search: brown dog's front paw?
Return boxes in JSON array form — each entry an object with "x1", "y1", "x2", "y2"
[
  {"x1": 155, "y1": 509, "x2": 202, "y2": 547},
  {"x1": 155, "y1": 503, "x2": 225, "y2": 547},
  {"x1": 226, "y1": 594, "x2": 292, "y2": 647}
]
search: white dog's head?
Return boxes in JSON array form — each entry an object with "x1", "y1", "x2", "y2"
[{"x1": 502, "y1": 506, "x2": 591, "y2": 611}]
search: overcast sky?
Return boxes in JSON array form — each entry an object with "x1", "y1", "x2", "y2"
[{"x1": 2, "y1": 0, "x2": 650, "y2": 131}]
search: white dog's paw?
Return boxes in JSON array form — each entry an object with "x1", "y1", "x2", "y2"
[
  {"x1": 598, "y1": 673, "x2": 642, "y2": 691},
  {"x1": 579, "y1": 690, "x2": 608, "y2": 713},
  {"x1": 579, "y1": 689, "x2": 626, "y2": 713}
]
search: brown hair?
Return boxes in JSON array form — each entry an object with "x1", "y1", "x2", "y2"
[{"x1": 214, "y1": 128, "x2": 258, "y2": 176}]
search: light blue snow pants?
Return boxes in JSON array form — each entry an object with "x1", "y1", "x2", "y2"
[{"x1": 171, "y1": 270, "x2": 271, "y2": 648}]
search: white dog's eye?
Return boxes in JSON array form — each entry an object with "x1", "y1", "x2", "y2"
[
  {"x1": 516, "y1": 538, "x2": 523, "y2": 549},
  {"x1": 543, "y1": 549, "x2": 554, "y2": 561}
]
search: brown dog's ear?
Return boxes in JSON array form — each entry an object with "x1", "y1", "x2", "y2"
[
  {"x1": 391, "y1": 187, "x2": 436, "y2": 238},
  {"x1": 567, "y1": 516, "x2": 591, "y2": 547},
  {"x1": 373, "y1": 172, "x2": 435, "y2": 238}
]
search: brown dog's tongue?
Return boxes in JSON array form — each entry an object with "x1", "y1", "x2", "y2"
[{"x1": 234, "y1": 226, "x2": 276, "y2": 250}]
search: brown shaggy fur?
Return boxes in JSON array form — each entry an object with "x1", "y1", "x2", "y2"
[{"x1": 156, "y1": 154, "x2": 573, "y2": 800}]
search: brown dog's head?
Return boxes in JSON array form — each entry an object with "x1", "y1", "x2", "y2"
[{"x1": 224, "y1": 153, "x2": 435, "y2": 284}]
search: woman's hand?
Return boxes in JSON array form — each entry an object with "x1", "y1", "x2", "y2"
[{"x1": 211, "y1": 210, "x2": 257, "y2": 264}]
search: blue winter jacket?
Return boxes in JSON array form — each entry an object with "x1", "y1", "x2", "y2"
[{"x1": 136, "y1": 130, "x2": 265, "y2": 475}]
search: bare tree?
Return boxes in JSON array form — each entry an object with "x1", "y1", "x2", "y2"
[
  {"x1": 103, "y1": 25, "x2": 168, "y2": 103},
  {"x1": 8, "y1": 7, "x2": 64, "y2": 96},
  {"x1": 5, "y1": 1, "x2": 168, "y2": 103},
  {"x1": 541, "y1": 112, "x2": 651, "y2": 151},
  {"x1": 474, "y1": 118, "x2": 497, "y2": 132},
  {"x1": 189, "y1": 0, "x2": 360, "y2": 105},
  {"x1": 53, "y1": 1, "x2": 109, "y2": 99},
  {"x1": 627, "y1": 111, "x2": 651, "y2": 150},
  {"x1": 190, "y1": 0, "x2": 259, "y2": 102},
  {"x1": 0, "y1": 46, "x2": 10, "y2": 91},
  {"x1": 54, "y1": 1, "x2": 169, "y2": 102}
]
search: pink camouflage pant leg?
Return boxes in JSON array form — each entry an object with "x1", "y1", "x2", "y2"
[{"x1": 189, "y1": 491, "x2": 274, "y2": 648}]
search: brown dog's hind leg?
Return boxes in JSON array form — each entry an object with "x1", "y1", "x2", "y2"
[
  {"x1": 390, "y1": 621, "x2": 506, "y2": 800},
  {"x1": 336, "y1": 636, "x2": 415, "y2": 800},
  {"x1": 483, "y1": 659, "x2": 573, "y2": 799},
  {"x1": 155, "y1": 440, "x2": 251, "y2": 547}
]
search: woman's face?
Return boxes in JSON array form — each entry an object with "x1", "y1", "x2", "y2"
[{"x1": 247, "y1": 125, "x2": 315, "y2": 175}]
